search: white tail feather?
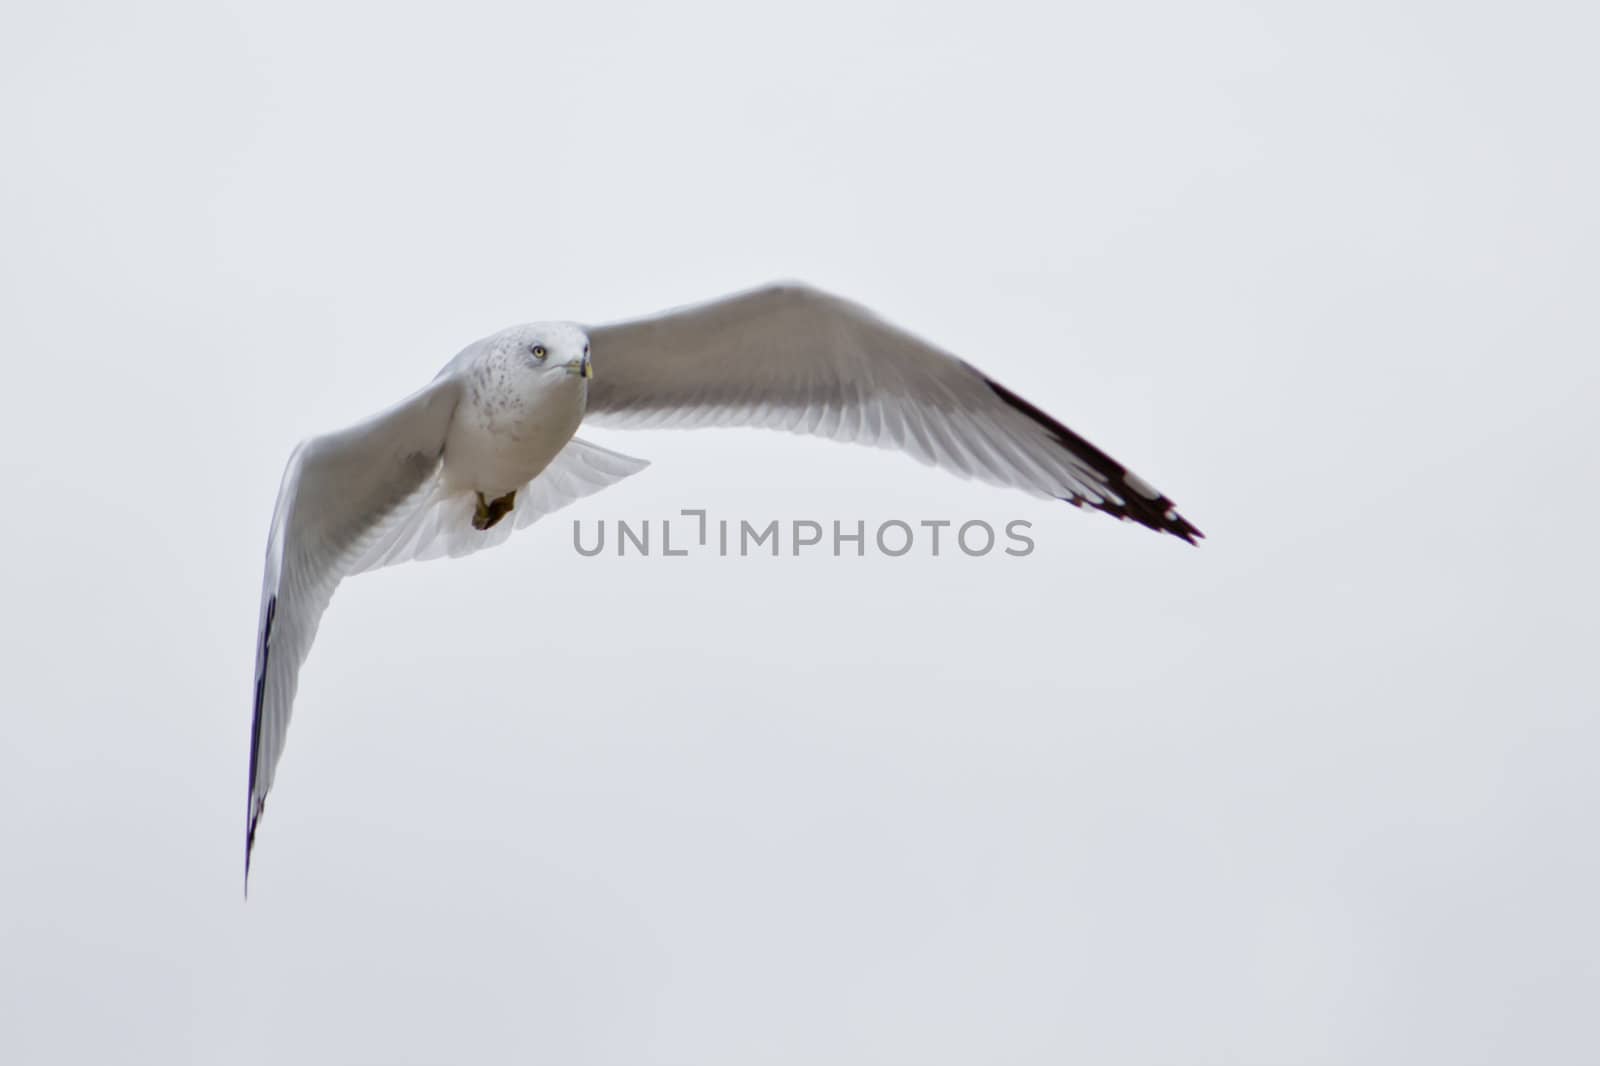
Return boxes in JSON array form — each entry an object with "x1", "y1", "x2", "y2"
[{"x1": 347, "y1": 437, "x2": 649, "y2": 575}]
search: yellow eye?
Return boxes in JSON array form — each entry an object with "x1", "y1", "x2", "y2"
[{"x1": 531, "y1": 345, "x2": 547, "y2": 359}]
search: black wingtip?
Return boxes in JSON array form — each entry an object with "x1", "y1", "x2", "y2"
[
  {"x1": 244, "y1": 806, "x2": 259, "y2": 900},
  {"x1": 983, "y1": 376, "x2": 1203, "y2": 544},
  {"x1": 245, "y1": 594, "x2": 276, "y2": 900},
  {"x1": 244, "y1": 827, "x2": 260, "y2": 900}
]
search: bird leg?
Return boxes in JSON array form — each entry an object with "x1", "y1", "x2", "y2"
[{"x1": 472, "y1": 490, "x2": 516, "y2": 531}]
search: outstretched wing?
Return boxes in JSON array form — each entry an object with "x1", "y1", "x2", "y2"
[
  {"x1": 247, "y1": 377, "x2": 463, "y2": 889},
  {"x1": 586, "y1": 282, "x2": 1200, "y2": 542}
]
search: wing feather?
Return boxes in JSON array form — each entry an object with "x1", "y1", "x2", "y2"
[
  {"x1": 246, "y1": 412, "x2": 648, "y2": 888},
  {"x1": 246, "y1": 377, "x2": 462, "y2": 889},
  {"x1": 586, "y1": 283, "x2": 1200, "y2": 541}
]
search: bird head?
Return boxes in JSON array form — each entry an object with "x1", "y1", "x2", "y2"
[{"x1": 499, "y1": 322, "x2": 591, "y2": 379}]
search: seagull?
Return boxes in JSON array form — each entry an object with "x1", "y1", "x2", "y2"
[{"x1": 246, "y1": 282, "x2": 1202, "y2": 887}]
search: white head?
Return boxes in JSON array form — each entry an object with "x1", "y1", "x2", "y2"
[{"x1": 486, "y1": 322, "x2": 592, "y2": 380}]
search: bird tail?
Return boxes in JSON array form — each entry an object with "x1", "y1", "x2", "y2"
[{"x1": 347, "y1": 437, "x2": 649, "y2": 574}]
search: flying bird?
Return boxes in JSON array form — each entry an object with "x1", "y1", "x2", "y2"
[{"x1": 246, "y1": 282, "x2": 1202, "y2": 887}]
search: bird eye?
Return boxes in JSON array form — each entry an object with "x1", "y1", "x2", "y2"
[{"x1": 531, "y1": 345, "x2": 547, "y2": 359}]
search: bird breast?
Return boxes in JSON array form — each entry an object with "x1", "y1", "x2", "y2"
[{"x1": 441, "y1": 363, "x2": 586, "y2": 497}]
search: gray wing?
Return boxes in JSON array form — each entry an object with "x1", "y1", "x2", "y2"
[
  {"x1": 247, "y1": 376, "x2": 463, "y2": 890},
  {"x1": 585, "y1": 283, "x2": 1200, "y2": 541}
]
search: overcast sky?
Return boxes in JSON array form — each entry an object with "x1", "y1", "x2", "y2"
[{"x1": 2, "y1": 1, "x2": 1596, "y2": 1063}]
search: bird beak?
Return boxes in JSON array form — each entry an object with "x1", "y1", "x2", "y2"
[{"x1": 567, "y1": 356, "x2": 592, "y2": 379}]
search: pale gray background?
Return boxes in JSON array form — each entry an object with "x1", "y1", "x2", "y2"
[{"x1": 2, "y1": 1, "x2": 1596, "y2": 1063}]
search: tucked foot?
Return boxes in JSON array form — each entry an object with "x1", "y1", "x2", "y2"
[{"x1": 472, "y1": 490, "x2": 516, "y2": 531}]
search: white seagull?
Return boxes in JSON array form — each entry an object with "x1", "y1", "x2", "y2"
[{"x1": 247, "y1": 282, "x2": 1201, "y2": 886}]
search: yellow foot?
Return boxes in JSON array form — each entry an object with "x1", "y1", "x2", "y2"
[{"x1": 472, "y1": 490, "x2": 516, "y2": 531}]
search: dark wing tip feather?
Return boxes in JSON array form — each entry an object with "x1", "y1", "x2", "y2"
[
  {"x1": 245, "y1": 595, "x2": 276, "y2": 896},
  {"x1": 983, "y1": 377, "x2": 1204, "y2": 544}
]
